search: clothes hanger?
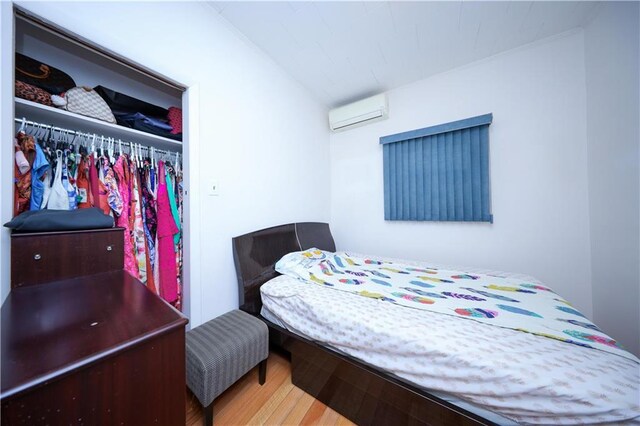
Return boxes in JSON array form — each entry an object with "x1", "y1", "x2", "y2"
[
  {"x1": 69, "y1": 131, "x2": 78, "y2": 153},
  {"x1": 51, "y1": 127, "x2": 60, "y2": 150},
  {"x1": 46, "y1": 126, "x2": 55, "y2": 151},
  {"x1": 81, "y1": 133, "x2": 88, "y2": 155},
  {"x1": 90, "y1": 134, "x2": 96, "y2": 155},
  {"x1": 63, "y1": 129, "x2": 71, "y2": 152},
  {"x1": 134, "y1": 143, "x2": 139, "y2": 167},
  {"x1": 110, "y1": 138, "x2": 116, "y2": 164},
  {"x1": 78, "y1": 133, "x2": 87, "y2": 156},
  {"x1": 26, "y1": 121, "x2": 37, "y2": 139}
]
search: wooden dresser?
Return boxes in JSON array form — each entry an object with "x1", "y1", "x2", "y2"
[{"x1": 1, "y1": 228, "x2": 188, "y2": 425}]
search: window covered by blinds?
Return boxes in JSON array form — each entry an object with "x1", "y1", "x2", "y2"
[{"x1": 380, "y1": 113, "x2": 493, "y2": 222}]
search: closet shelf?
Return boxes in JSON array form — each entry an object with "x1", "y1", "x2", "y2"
[{"x1": 14, "y1": 98, "x2": 182, "y2": 150}]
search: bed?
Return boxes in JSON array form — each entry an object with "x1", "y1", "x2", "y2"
[{"x1": 232, "y1": 222, "x2": 640, "y2": 426}]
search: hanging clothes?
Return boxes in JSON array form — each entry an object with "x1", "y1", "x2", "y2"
[
  {"x1": 14, "y1": 132, "x2": 35, "y2": 216},
  {"x1": 130, "y1": 158, "x2": 148, "y2": 284},
  {"x1": 150, "y1": 165, "x2": 161, "y2": 296},
  {"x1": 154, "y1": 232, "x2": 160, "y2": 298},
  {"x1": 89, "y1": 153, "x2": 101, "y2": 208},
  {"x1": 39, "y1": 168, "x2": 52, "y2": 210},
  {"x1": 30, "y1": 143, "x2": 50, "y2": 211},
  {"x1": 165, "y1": 163, "x2": 181, "y2": 244},
  {"x1": 15, "y1": 144, "x2": 30, "y2": 174},
  {"x1": 177, "y1": 165, "x2": 184, "y2": 308},
  {"x1": 113, "y1": 155, "x2": 138, "y2": 278},
  {"x1": 140, "y1": 162, "x2": 157, "y2": 240},
  {"x1": 95, "y1": 161, "x2": 111, "y2": 216},
  {"x1": 139, "y1": 162, "x2": 158, "y2": 294},
  {"x1": 10, "y1": 121, "x2": 184, "y2": 311},
  {"x1": 45, "y1": 150, "x2": 71, "y2": 210},
  {"x1": 156, "y1": 161, "x2": 179, "y2": 303},
  {"x1": 75, "y1": 155, "x2": 93, "y2": 209},
  {"x1": 166, "y1": 163, "x2": 183, "y2": 309},
  {"x1": 144, "y1": 234, "x2": 157, "y2": 294},
  {"x1": 61, "y1": 151, "x2": 77, "y2": 210},
  {"x1": 101, "y1": 157, "x2": 123, "y2": 215}
]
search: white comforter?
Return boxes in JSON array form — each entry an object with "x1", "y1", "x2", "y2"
[{"x1": 260, "y1": 255, "x2": 640, "y2": 425}]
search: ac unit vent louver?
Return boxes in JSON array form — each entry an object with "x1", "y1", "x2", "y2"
[{"x1": 329, "y1": 93, "x2": 388, "y2": 132}]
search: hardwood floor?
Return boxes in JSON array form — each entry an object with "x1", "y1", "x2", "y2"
[{"x1": 186, "y1": 350, "x2": 356, "y2": 426}]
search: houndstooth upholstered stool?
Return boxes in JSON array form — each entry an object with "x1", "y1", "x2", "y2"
[{"x1": 186, "y1": 309, "x2": 269, "y2": 425}]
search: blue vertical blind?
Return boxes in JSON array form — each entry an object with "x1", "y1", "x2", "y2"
[{"x1": 380, "y1": 114, "x2": 493, "y2": 222}]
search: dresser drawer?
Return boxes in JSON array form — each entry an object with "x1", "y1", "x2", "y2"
[{"x1": 11, "y1": 228, "x2": 124, "y2": 288}]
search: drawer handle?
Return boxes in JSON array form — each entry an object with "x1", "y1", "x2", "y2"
[
  {"x1": 106, "y1": 245, "x2": 113, "y2": 252},
  {"x1": 34, "y1": 254, "x2": 41, "y2": 261}
]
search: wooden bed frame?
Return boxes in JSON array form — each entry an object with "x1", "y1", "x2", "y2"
[{"x1": 232, "y1": 223, "x2": 496, "y2": 426}]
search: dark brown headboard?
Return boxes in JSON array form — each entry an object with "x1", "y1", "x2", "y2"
[{"x1": 232, "y1": 222, "x2": 336, "y2": 315}]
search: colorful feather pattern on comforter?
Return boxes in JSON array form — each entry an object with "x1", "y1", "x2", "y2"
[{"x1": 275, "y1": 249, "x2": 638, "y2": 363}]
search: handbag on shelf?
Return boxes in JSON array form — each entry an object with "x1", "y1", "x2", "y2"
[
  {"x1": 63, "y1": 86, "x2": 117, "y2": 124},
  {"x1": 15, "y1": 80, "x2": 53, "y2": 107},
  {"x1": 15, "y1": 52, "x2": 76, "y2": 95},
  {"x1": 167, "y1": 107, "x2": 182, "y2": 134}
]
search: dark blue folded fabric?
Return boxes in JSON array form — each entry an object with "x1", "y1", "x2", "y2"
[
  {"x1": 94, "y1": 85, "x2": 168, "y2": 118},
  {"x1": 114, "y1": 112, "x2": 173, "y2": 131},
  {"x1": 129, "y1": 119, "x2": 182, "y2": 141},
  {"x1": 4, "y1": 208, "x2": 114, "y2": 232}
]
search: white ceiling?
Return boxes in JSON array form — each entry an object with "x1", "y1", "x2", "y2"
[{"x1": 209, "y1": 1, "x2": 601, "y2": 108}]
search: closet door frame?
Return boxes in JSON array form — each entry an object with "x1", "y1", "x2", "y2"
[
  {"x1": 3, "y1": 6, "x2": 201, "y2": 325},
  {"x1": 1, "y1": 2, "x2": 15, "y2": 305},
  {"x1": 182, "y1": 85, "x2": 200, "y2": 329}
]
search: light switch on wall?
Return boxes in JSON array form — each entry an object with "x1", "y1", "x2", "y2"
[{"x1": 208, "y1": 180, "x2": 220, "y2": 196}]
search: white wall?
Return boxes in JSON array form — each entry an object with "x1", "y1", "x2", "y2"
[
  {"x1": 330, "y1": 31, "x2": 595, "y2": 318},
  {"x1": 6, "y1": 1, "x2": 331, "y2": 326},
  {"x1": 584, "y1": 2, "x2": 640, "y2": 356}
]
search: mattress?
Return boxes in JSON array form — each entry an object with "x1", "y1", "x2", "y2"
[{"x1": 260, "y1": 254, "x2": 640, "y2": 425}]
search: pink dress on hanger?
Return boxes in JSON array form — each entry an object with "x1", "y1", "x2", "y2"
[
  {"x1": 156, "y1": 161, "x2": 179, "y2": 303},
  {"x1": 129, "y1": 158, "x2": 147, "y2": 284},
  {"x1": 113, "y1": 155, "x2": 138, "y2": 279}
]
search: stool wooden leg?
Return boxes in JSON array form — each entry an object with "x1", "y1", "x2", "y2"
[
  {"x1": 203, "y1": 401, "x2": 213, "y2": 426},
  {"x1": 258, "y1": 359, "x2": 267, "y2": 385}
]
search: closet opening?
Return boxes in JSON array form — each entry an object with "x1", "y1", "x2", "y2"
[{"x1": 6, "y1": 5, "x2": 199, "y2": 322}]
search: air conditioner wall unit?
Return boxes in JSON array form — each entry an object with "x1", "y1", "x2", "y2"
[{"x1": 329, "y1": 93, "x2": 388, "y2": 132}]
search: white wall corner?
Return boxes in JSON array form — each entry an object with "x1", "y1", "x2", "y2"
[{"x1": 583, "y1": 1, "x2": 640, "y2": 355}]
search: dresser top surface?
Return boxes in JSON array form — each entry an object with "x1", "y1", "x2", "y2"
[{"x1": 1, "y1": 270, "x2": 188, "y2": 399}]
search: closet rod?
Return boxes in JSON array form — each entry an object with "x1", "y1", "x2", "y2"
[
  {"x1": 14, "y1": 117, "x2": 180, "y2": 156},
  {"x1": 14, "y1": 7, "x2": 186, "y2": 93}
]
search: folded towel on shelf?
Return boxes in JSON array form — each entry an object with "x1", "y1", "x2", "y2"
[{"x1": 4, "y1": 208, "x2": 114, "y2": 232}]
